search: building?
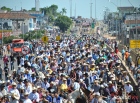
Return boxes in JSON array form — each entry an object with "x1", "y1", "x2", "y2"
[
  {"x1": 0, "y1": 11, "x2": 36, "y2": 37},
  {"x1": 26, "y1": 11, "x2": 44, "y2": 28},
  {"x1": 124, "y1": 14, "x2": 140, "y2": 39},
  {"x1": 117, "y1": 6, "x2": 134, "y2": 19},
  {"x1": 35, "y1": 0, "x2": 40, "y2": 11}
]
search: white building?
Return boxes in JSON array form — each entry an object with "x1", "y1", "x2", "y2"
[
  {"x1": 35, "y1": 0, "x2": 40, "y2": 11},
  {"x1": 0, "y1": 12, "x2": 36, "y2": 36}
]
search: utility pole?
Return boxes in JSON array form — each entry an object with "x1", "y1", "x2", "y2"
[
  {"x1": 21, "y1": 2, "x2": 22, "y2": 11},
  {"x1": 90, "y1": 0, "x2": 93, "y2": 19},
  {"x1": 95, "y1": 0, "x2": 96, "y2": 19},
  {"x1": 75, "y1": 3, "x2": 76, "y2": 18},
  {"x1": 70, "y1": 0, "x2": 72, "y2": 17}
]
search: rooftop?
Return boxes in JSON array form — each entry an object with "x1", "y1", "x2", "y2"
[
  {"x1": 117, "y1": 6, "x2": 134, "y2": 11},
  {"x1": 0, "y1": 12, "x2": 36, "y2": 19},
  {"x1": 125, "y1": 20, "x2": 140, "y2": 24}
]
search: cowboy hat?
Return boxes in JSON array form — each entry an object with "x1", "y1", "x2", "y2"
[
  {"x1": 24, "y1": 92, "x2": 29, "y2": 96},
  {"x1": 12, "y1": 82, "x2": 17, "y2": 86},
  {"x1": 46, "y1": 74, "x2": 50, "y2": 77},
  {"x1": 125, "y1": 81, "x2": 131, "y2": 84},
  {"x1": 7, "y1": 74, "x2": 11, "y2": 77},
  {"x1": 108, "y1": 81, "x2": 112, "y2": 84},
  {"x1": 37, "y1": 86, "x2": 41, "y2": 89},
  {"x1": 32, "y1": 87, "x2": 37, "y2": 90},
  {"x1": 11, "y1": 93, "x2": 19, "y2": 100},
  {"x1": 94, "y1": 92, "x2": 100, "y2": 96},
  {"x1": 63, "y1": 78, "x2": 67, "y2": 81}
]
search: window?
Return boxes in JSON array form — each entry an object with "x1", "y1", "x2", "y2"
[{"x1": 29, "y1": 23, "x2": 32, "y2": 28}]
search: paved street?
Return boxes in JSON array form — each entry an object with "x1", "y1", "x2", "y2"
[{"x1": 0, "y1": 51, "x2": 18, "y2": 81}]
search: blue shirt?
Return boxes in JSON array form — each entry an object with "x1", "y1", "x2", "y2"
[
  {"x1": 56, "y1": 96, "x2": 62, "y2": 103},
  {"x1": 46, "y1": 95, "x2": 52, "y2": 102}
]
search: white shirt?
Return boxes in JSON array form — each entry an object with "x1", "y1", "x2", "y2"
[
  {"x1": 29, "y1": 92, "x2": 40, "y2": 102},
  {"x1": 10, "y1": 99, "x2": 19, "y2": 103},
  {"x1": 24, "y1": 86, "x2": 32, "y2": 94},
  {"x1": 23, "y1": 98, "x2": 32, "y2": 103},
  {"x1": 10, "y1": 89, "x2": 20, "y2": 99},
  {"x1": 41, "y1": 82, "x2": 50, "y2": 90},
  {"x1": 124, "y1": 84, "x2": 133, "y2": 93},
  {"x1": 73, "y1": 82, "x2": 80, "y2": 90},
  {"x1": 20, "y1": 57, "x2": 24, "y2": 66}
]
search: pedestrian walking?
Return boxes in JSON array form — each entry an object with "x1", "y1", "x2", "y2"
[
  {"x1": 4, "y1": 63, "x2": 9, "y2": 80},
  {"x1": 0, "y1": 64, "x2": 3, "y2": 79}
]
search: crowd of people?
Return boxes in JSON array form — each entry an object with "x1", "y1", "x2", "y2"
[
  {"x1": 0, "y1": 33, "x2": 139, "y2": 103},
  {"x1": 105, "y1": 37, "x2": 140, "y2": 90}
]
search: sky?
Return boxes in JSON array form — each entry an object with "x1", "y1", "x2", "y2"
[{"x1": 0, "y1": 0, "x2": 140, "y2": 19}]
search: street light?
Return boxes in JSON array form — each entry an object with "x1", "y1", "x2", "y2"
[
  {"x1": 1, "y1": 20, "x2": 3, "y2": 48},
  {"x1": 109, "y1": 0, "x2": 119, "y2": 39}
]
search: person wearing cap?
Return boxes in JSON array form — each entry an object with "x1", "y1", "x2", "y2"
[
  {"x1": 28, "y1": 87, "x2": 40, "y2": 103},
  {"x1": 10, "y1": 82, "x2": 20, "y2": 100},
  {"x1": 23, "y1": 92, "x2": 32, "y2": 103},
  {"x1": 124, "y1": 81, "x2": 133, "y2": 94},
  {"x1": 10, "y1": 92, "x2": 20, "y2": 103}
]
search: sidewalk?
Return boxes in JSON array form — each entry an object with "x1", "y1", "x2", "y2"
[{"x1": 103, "y1": 34, "x2": 138, "y2": 84}]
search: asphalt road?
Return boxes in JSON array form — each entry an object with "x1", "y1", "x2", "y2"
[{"x1": 0, "y1": 51, "x2": 18, "y2": 81}]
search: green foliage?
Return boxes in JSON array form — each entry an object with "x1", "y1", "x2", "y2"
[
  {"x1": 29, "y1": 7, "x2": 36, "y2": 11},
  {"x1": 1, "y1": 6, "x2": 12, "y2": 11},
  {"x1": 40, "y1": 5, "x2": 67, "y2": 24},
  {"x1": 3, "y1": 30, "x2": 45, "y2": 44},
  {"x1": 3, "y1": 36, "x2": 18, "y2": 44},
  {"x1": 48, "y1": 14, "x2": 55, "y2": 23},
  {"x1": 19, "y1": 30, "x2": 44, "y2": 41},
  {"x1": 55, "y1": 16, "x2": 72, "y2": 32},
  {"x1": 61, "y1": 8, "x2": 67, "y2": 15}
]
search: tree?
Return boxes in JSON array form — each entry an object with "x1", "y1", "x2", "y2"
[
  {"x1": 22, "y1": 9, "x2": 27, "y2": 12},
  {"x1": 55, "y1": 16, "x2": 72, "y2": 32},
  {"x1": 107, "y1": 13, "x2": 112, "y2": 20},
  {"x1": 61, "y1": 8, "x2": 67, "y2": 15},
  {"x1": 48, "y1": 14, "x2": 55, "y2": 23},
  {"x1": 29, "y1": 7, "x2": 36, "y2": 11},
  {"x1": 49, "y1": 4, "x2": 58, "y2": 16},
  {"x1": 1, "y1": 6, "x2": 11, "y2": 11}
]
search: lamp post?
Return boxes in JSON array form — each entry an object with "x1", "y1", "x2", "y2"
[
  {"x1": 90, "y1": 0, "x2": 93, "y2": 19},
  {"x1": 95, "y1": 0, "x2": 96, "y2": 19},
  {"x1": 1, "y1": 20, "x2": 3, "y2": 48}
]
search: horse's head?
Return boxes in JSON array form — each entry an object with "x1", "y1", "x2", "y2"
[{"x1": 80, "y1": 87, "x2": 91, "y2": 97}]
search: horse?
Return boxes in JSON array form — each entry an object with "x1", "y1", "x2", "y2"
[{"x1": 68, "y1": 88, "x2": 89, "y2": 103}]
